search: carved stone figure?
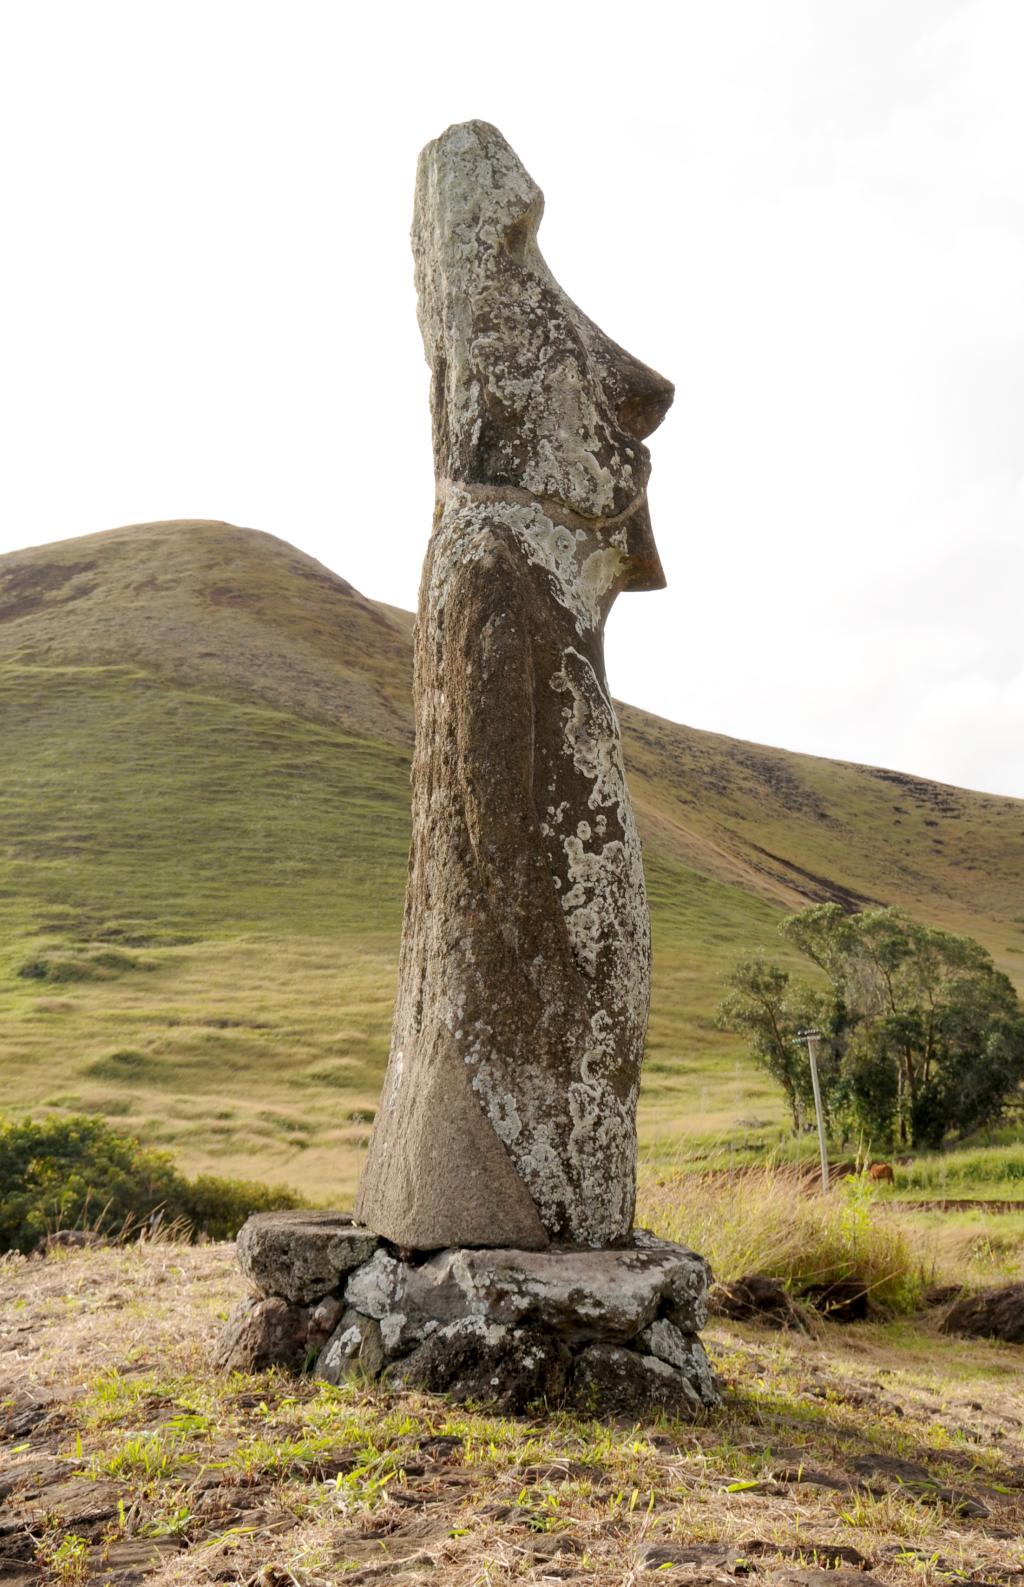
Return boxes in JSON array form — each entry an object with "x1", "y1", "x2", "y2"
[
  {"x1": 355, "y1": 121, "x2": 673, "y2": 1252},
  {"x1": 214, "y1": 127, "x2": 716, "y2": 1414}
]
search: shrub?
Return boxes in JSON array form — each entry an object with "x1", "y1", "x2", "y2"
[
  {"x1": 181, "y1": 1173, "x2": 305, "y2": 1241},
  {"x1": 0, "y1": 1114, "x2": 304, "y2": 1253}
]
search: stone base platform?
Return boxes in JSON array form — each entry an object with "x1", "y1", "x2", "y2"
[{"x1": 214, "y1": 1212, "x2": 720, "y2": 1418}]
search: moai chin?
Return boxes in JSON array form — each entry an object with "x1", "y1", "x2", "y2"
[{"x1": 355, "y1": 121, "x2": 674, "y2": 1252}]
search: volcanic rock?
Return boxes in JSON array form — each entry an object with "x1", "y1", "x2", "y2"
[
  {"x1": 387, "y1": 1317, "x2": 571, "y2": 1412},
  {"x1": 354, "y1": 120, "x2": 675, "y2": 1252},
  {"x1": 566, "y1": 1343, "x2": 701, "y2": 1419},
  {"x1": 212, "y1": 1295, "x2": 310, "y2": 1371},
  {"x1": 236, "y1": 1210, "x2": 379, "y2": 1304},
  {"x1": 939, "y1": 1282, "x2": 1024, "y2": 1344}
]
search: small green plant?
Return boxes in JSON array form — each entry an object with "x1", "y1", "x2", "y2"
[
  {"x1": 37, "y1": 1532, "x2": 89, "y2": 1585},
  {"x1": 144, "y1": 1504, "x2": 193, "y2": 1538},
  {"x1": 330, "y1": 1449, "x2": 400, "y2": 1513},
  {"x1": 89, "y1": 1429, "x2": 189, "y2": 1482}
]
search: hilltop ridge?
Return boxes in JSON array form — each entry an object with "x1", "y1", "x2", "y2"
[{"x1": 0, "y1": 519, "x2": 414, "y2": 748}]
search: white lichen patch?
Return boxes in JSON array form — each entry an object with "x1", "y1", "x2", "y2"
[
  {"x1": 428, "y1": 487, "x2": 625, "y2": 640},
  {"x1": 379, "y1": 1310, "x2": 409, "y2": 1354},
  {"x1": 344, "y1": 1248, "x2": 400, "y2": 1319},
  {"x1": 512, "y1": 515, "x2": 626, "y2": 635}
]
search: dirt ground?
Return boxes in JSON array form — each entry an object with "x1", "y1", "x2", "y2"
[{"x1": 1, "y1": 1242, "x2": 1022, "y2": 1587}]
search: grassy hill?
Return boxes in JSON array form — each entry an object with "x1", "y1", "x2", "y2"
[{"x1": 2, "y1": 520, "x2": 1023, "y2": 1201}]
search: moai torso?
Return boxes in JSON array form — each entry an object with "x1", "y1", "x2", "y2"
[{"x1": 355, "y1": 123, "x2": 673, "y2": 1251}]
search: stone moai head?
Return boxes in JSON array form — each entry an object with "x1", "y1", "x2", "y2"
[{"x1": 412, "y1": 120, "x2": 674, "y2": 596}]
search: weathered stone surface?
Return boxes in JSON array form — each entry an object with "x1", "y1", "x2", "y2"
[
  {"x1": 743, "y1": 1542, "x2": 870, "y2": 1570},
  {"x1": 850, "y1": 1452, "x2": 989, "y2": 1517},
  {"x1": 771, "y1": 1574, "x2": 877, "y2": 1587},
  {"x1": 386, "y1": 1317, "x2": 571, "y2": 1412},
  {"x1": 566, "y1": 1344, "x2": 701, "y2": 1420},
  {"x1": 939, "y1": 1281, "x2": 1024, "y2": 1343},
  {"x1": 640, "y1": 1543, "x2": 744, "y2": 1572},
  {"x1": 381, "y1": 1237, "x2": 710, "y2": 1350},
  {"x1": 213, "y1": 1296, "x2": 310, "y2": 1371},
  {"x1": 215, "y1": 1222, "x2": 719, "y2": 1415},
  {"x1": 236, "y1": 1211, "x2": 379, "y2": 1304},
  {"x1": 307, "y1": 1294, "x2": 346, "y2": 1350},
  {"x1": 316, "y1": 1309, "x2": 385, "y2": 1384},
  {"x1": 354, "y1": 121, "x2": 674, "y2": 1251},
  {"x1": 635, "y1": 1229, "x2": 711, "y2": 1327},
  {"x1": 635, "y1": 1320, "x2": 718, "y2": 1406},
  {"x1": 344, "y1": 1247, "x2": 401, "y2": 1319}
]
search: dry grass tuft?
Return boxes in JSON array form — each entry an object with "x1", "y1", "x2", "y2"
[{"x1": 639, "y1": 1162, "x2": 926, "y2": 1311}]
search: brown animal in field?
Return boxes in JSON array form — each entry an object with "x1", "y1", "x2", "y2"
[{"x1": 868, "y1": 1161, "x2": 894, "y2": 1183}]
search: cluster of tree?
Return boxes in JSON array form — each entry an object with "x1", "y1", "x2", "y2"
[{"x1": 719, "y1": 905, "x2": 1024, "y2": 1151}]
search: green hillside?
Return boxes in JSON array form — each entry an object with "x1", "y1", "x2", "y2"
[{"x1": 2, "y1": 520, "x2": 1022, "y2": 1201}]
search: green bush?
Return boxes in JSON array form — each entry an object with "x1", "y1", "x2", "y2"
[
  {"x1": 0, "y1": 1114, "x2": 304, "y2": 1253},
  {"x1": 181, "y1": 1173, "x2": 305, "y2": 1239}
]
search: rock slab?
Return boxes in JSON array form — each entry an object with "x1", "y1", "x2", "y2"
[
  {"x1": 236, "y1": 1210, "x2": 379, "y2": 1304},
  {"x1": 213, "y1": 1296, "x2": 311, "y2": 1372},
  {"x1": 348, "y1": 1238, "x2": 710, "y2": 1351}
]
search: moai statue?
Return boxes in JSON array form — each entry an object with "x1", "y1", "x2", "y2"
[
  {"x1": 355, "y1": 121, "x2": 674, "y2": 1253},
  {"x1": 218, "y1": 125, "x2": 716, "y2": 1414}
]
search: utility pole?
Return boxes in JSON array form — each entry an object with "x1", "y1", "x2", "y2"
[{"x1": 797, "y1": 1028, "x2": 830, "y2": 1194}]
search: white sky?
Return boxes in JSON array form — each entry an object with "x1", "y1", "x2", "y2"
[{"x1": 2, "y1": 0, "x2": 1022, "y2": 797}]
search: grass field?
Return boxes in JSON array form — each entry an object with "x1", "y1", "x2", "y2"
[{"x1": 2, "y1": 520, "x2": 1024, "y2": 1205}]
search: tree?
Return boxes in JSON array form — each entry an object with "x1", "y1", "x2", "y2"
[
  {"x1": 720, "y1": 907, "x2": 1024, "y2": 1151},
  {"x1": 718, "y1": 958, "x2": 805, "y2": 1132}
]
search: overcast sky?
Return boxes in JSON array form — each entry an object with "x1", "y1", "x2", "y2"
[{"x1": 2, "y1": 1, "x2": 1022, "y2": 797}]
